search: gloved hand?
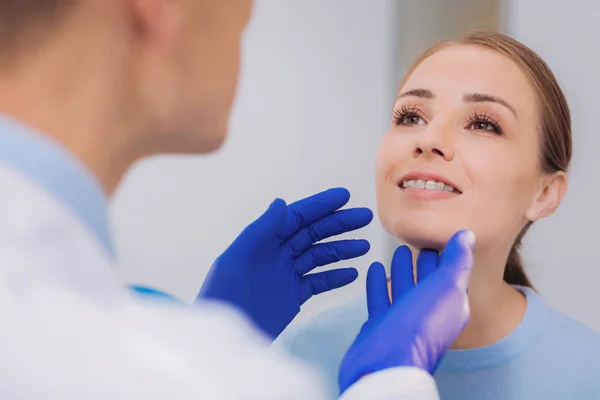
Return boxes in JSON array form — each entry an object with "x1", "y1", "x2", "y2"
[
  {"x1": 338, "y1": 230, "x2": 475, "y2": 394},
  {"x1": 197, "y1": 188, "x2": 373, "y2": 340}
]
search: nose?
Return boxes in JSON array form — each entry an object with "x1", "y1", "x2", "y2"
[{"x1": 412, "y1": 127, "x2": 455, "y2": 161}]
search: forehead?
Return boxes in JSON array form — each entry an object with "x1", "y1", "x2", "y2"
[{"x1": 402, "y1": 44, "x2": 537, "y2": 115}]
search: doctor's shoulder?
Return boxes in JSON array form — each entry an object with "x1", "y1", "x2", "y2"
[{"x1": 125, "y1": 298, "x2": 331, "y2": 399}]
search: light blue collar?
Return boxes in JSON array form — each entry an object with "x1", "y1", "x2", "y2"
[{"x1": 0, "y1": 115, "x2": 114, "y2": 257}]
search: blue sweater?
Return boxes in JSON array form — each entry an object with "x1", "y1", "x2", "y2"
[{"x1": 275, "y1": 287, "x2": 600, "y2": 399}]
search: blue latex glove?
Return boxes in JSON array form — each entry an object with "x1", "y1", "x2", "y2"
[
  {"x1": 338, "y1": 230, "x2": 475, "y2": 394},
  {"x1": 197, "y1": 188, "x2": 373, "y2": 339}
]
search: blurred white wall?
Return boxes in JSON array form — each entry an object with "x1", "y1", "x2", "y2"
[
  {"x1": 111, "y1": 0, "x2": 398, "y2": 320},
  {"x1": 505, "y1": 0, "x2": 600, "y2": 332}
]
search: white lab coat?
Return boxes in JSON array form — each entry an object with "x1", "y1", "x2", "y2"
[{"x1": 0, "y1": 164, "x2": 440, "y2": 399}]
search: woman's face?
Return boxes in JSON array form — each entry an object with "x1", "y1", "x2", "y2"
[{"x1": 376, "y1": 44, "x2": 552, "y2": 252}]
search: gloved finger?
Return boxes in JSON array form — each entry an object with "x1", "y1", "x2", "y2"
[
  {"x1": 391, "y1": 246, "x2": 415, "y2": 303},
  {"x1": 294, "y1": 239, "x2": 370, "y2": 276},
  {"x1": 298, "y1": 268, "x2": 359, "y2": 304},
  {"x1": 416, "y1": 249, "x2": 439, "y2": 283},
  {"x1": 278, "y1": 188, "x2": 351, "y2": 240},
  {"x1": 366, "y1": 262, "x2": 390, "y2": 319},
  {"x1": 233, "y1": 198, "x2": 288, "y2": 251},
  {"x1": 439, "y1": 230, "x2": 476, "y2": 291},
  {"x1": 285, "y1": 208, "x2": 373, "y2": 255}
]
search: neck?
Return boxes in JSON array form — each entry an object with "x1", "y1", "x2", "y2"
[
  {"x1": 0, "y1": 19, "x2": 145, "y2": 195},
  {"x1": 386, "y1": 246, "x2": 527, "y2": 349},
  {"x1": 451, "y1": 253, "x2": 526, "y2": 349}
]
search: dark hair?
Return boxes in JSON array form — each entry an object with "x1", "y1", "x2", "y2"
[
  {"x1": 0, "y1": 0, "x2": 78, "y2": 54},
  {"x1": 399, "y1": 31, "x2": 572, "y2": 288}
]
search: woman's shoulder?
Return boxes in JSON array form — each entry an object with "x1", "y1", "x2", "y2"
[
  {"x1": 532, "y1": 304, "x2": 600, "y2": 392},
  {"x1": 526, "y1": 290, "x2": 600, "y2": 388},
  {"x1": 543, "y1": 303, "x2": 600, "y2": 352},
  {"x1": 521, "y1": 286, "x2": 597, "y2": 341}
]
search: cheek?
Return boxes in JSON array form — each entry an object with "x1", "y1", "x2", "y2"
[
  {"x1": 463, "y1": 146, "x2": 540, "y2": 246},
  {"x1": 175, "y1": 29, "x2": 242, "y2": 149},
  {"x1": 374, "y1": 142, "x2": 391, "y2": 188},
  {"x1": 374, "y1": 133, "x2": 413, "y2": 235},
  {"x1": 470, "y1": 144, "x2": 538, "y2": 208}
]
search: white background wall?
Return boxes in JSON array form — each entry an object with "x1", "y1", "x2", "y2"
[{"x1": 111, "y1": 0, "x2": 600, "y2": 331}]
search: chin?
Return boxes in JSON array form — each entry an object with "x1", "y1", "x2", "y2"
[
  {"x1": 188, "y1": 109, "x2": 230, "y2": 153},
  {"x1": 197, "y1": 130, "x2": 228, "y2": 154},
  {"x1": 165, "y1": 114, "x2": 229, "y2": 154},
  {"x1": 156, "y1": 131, "x2": 227, "y2": 155}
]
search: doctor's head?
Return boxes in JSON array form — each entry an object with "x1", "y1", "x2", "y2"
[
  {"x1": 0, "y1": 0, "x2": 253, "y2": 155},
  {"x1": 375, "y1": 31, "x2": 571, "y2": 287}
]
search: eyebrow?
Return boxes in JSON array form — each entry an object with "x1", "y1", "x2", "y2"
[
  {"x1": 463, "y1": 92, "x2": 518, "y2": 119},
  {"x1": 397, "y1": 88, "x2": 518, "y2": 119},
  {"x1": 397, "y1": 88, "x2": 434, "y2": 100}
]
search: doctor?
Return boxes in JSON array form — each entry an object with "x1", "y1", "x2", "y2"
[{"x1": 0, "y1": 0, "x2": 473, "y2": 398}]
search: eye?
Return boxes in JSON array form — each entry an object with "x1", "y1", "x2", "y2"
[
  {"x1": 392, "y1": 105, "x2": 427, "y2": 127},
  {"x1": 471, "y1": 121, "x2": 497, "y2": 131},
  {"x1": 466, "y1": 112, "x2": 503, "y2": 135}
]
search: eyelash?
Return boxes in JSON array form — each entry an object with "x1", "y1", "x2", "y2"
[
  {"x1": 392, "y1": 106, "x2": 504, "y2": 135},
  {"x1": 392, "y1": 105, "x2": 423, "y2": 126},
  {"x1": 466, "y1": 111, "x2": 504, "y2": 135}
]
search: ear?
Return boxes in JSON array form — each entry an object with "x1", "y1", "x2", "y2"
[
  {"x1": 525, "y1": 171, "x2": 568, "y2": 221},
  {"x1": 129, "y1": 0, "x2": 183, "y2": 47}
]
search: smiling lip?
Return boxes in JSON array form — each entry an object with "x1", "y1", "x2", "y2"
[{"x1": 397, "y1": 171, "x2": 462, "y2": 200}]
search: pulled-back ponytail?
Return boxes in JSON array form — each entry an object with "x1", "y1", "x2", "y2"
[{"x1": 503, "y1": 223, "x2": 534, "y2": 288}]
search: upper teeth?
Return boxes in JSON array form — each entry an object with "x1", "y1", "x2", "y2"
[{"x1": 402, "y1": 179, "x2": 456, "y2": 192}]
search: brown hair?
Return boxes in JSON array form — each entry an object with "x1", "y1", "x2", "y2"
[
  {"x1": 0, "y1": 0, "x2": 78, "y2": 53},
  {"x1": 399, "y1": 31, "x2": 572, "y2": 288}
]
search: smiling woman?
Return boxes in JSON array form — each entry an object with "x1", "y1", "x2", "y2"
[{"x1": 274, "y1": 31, "x2": 600, "y2": 399}]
